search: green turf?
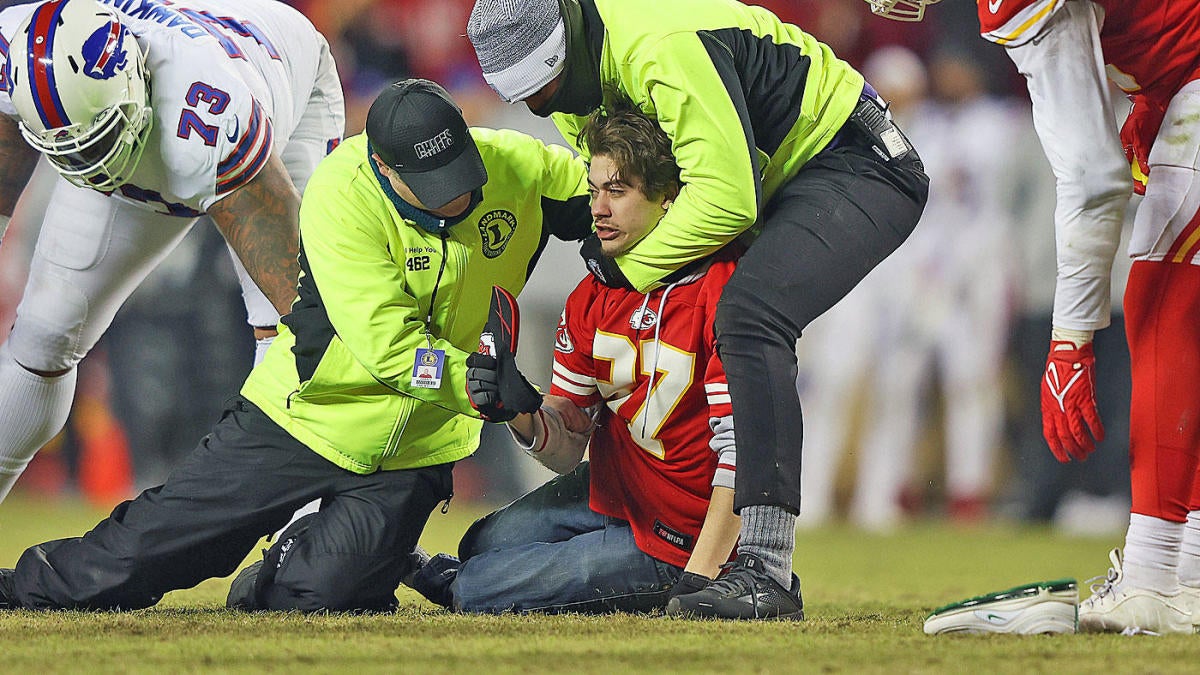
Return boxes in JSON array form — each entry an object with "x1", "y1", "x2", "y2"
[{"x1": 2, "y1": 494, "x2": 1200, "y2": 673}]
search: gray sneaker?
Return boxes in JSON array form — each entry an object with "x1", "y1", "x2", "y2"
[{"x1": 665, "y1": 553, "x2": 804, "y2": 620}]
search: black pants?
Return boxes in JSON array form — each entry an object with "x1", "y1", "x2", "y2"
[
  {"x1": 715, "y1": 127, "x2": 929, "y2": 514},
  {"x1": 11, "y1": 397, "x2": 453, "y2": 611}
]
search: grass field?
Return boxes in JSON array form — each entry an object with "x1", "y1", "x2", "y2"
[{"x1": 2, "y1": 494, "x2": 1200, "y2": 673}]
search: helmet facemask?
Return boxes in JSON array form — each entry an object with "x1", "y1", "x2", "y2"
[{"x1": 862, "y1": 0, "x2": 941, "y2": 22}]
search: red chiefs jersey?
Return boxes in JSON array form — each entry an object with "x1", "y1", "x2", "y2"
[
  {"x1": 979, "y1": 0, "x2": 1200, "y2": 105},
  {"x1": 550, "y1": 252, "x2": 737, "y2": 569}
]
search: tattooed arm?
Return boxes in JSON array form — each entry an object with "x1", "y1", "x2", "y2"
[
  {"x1": 0, "y1": 115, "x2": 41, "y2": 218},
  {"x1": 208, "y1": 153, "x2": 302, "y2": 317}
]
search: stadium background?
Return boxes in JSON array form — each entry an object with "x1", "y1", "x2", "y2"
[{"x1": 0, "y1": 0, "x2": 1135, "y2": 537}]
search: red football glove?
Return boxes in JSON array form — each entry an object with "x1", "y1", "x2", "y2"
[
  {"x1": 1120, "y1": 95, "x2": 1164, "y2": 196},
  {"x1": 1041, "y1": 340, "x2": 1105, "y2": 463}
]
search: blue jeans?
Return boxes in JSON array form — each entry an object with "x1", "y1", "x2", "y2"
[{"x1": 452, "y1": 462, "x2": 682, "y2": 614}]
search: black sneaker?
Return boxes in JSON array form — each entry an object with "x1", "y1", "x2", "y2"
[
  {"x1": 665, "y1": 553, "x2": 804, "y2": 620},
  {"x1": 226, "y1": 560, "x2": 264, "y2": 610},
  {"x1": 0, "y1": 568, "x2": 19, "y2": 609},
  {"x1": 407, "y1": 553, "x2": 460, "y2": 609}
]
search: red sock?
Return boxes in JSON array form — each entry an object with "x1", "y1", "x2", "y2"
[{"x1": 1125, "y1": 260, "x2": 1200, "y2": 521}]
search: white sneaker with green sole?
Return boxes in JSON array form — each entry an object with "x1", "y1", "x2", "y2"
[{"x1": 924, "y1": 579, "x2": 1078, "y2": 635}]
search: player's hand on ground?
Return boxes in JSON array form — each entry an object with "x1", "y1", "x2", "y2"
[{"x1": 1041, "y1": 340, "x2": 1105, "y2": 462}]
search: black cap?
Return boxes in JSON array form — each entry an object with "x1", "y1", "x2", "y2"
[{"x1": 366, "y1": 79, "x2": 488, "y2": 209}]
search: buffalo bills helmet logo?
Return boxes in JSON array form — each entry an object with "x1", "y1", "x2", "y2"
[{"x1": 81, "y1": 21, "x2": 129, "y2": 80}]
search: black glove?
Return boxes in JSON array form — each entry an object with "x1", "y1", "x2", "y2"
[
  {"x1": 465, "y1": 286, "x2": 542, "y2": 422},
  {"x1": 579, "y1": 234, "x2": 633, "y2": 290},
  {"x1": 668, "y1": 571, "x2": 712, "y2": 600},
  {"x1": 465, "y1": 353, "x2": 542, "y2": 423}
]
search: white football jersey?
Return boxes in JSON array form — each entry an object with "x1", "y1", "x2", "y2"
[{"x1": 0, "y1": 0, "x2": 328, "y2": 215}]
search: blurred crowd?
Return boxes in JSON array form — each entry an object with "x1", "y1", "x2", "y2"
[{"x1": 0, "y1": 0, "x2": 1134, "y2": 534}]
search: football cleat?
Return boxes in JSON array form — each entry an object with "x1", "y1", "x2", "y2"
[
  {"x1": 1078, "y1": 548, "x2": 1192, "y2": 635},
  {"x1": 924, "y1": 579, "x2": 1078, "y2": 635},
  {"x1": 665, "y1": 553, "x2": 804, "y2": 620},
  {"x1": 1180, "y1": 583, "x2": 1200, "y2": 631}
]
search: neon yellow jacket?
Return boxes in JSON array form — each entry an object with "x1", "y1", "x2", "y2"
[
  {"x1": 241, "y1": 131, "x2": 590, "y2": 473},
  {"x1": 552, "y1": 0, "x2": 864, "y2": 291}
]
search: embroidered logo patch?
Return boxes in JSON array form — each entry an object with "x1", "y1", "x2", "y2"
[
  {"x1": 477, "y1": 209, "x2": 516, "y2": 258},
  {"x1": 554, "y1": 313, "x2": 574, "y2": 353},
  {"x1": 630, "y1": 306, "x2": 658, "y2": 330},
  {"x1": 653, "y1": 520, "x2": 693, "y2": 551},
  {"x1": 586, "y1": 259, "x2": 607, "y2": 284},
  {"x1": 478, "y1": 332, "x2": 497, "y2": 357},
  {"x1": 414, "y1": 128, "x2": 454, "y2": 159}
]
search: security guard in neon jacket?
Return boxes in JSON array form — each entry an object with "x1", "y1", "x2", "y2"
[
  {"x1": 243, "y1": 109, "x2": 589, "y2": 476},
  {"x1": 467, "y1": 0, "x2": 930, "y2": 619},
  {"x1": 0, "y1": 79, "x2": 592, "y2": 614}
]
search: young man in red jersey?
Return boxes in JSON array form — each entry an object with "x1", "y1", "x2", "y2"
[
  {"x1": 407, "y1": 95, "x2": 775, "y2": 616},
  {"x1": 869, "y1": 0, "x2": 1200, "y2": 634}
]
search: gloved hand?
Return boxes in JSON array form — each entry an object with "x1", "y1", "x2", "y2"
[
  {"x1": 1041, "y1": 340, "x2": 1105, "y2": 462},
  {"x1": 1120, "y1": 95, "x2": 1164, "y2": 196},
  {"x1": 668, "y1": 571, "x2": 712, "y2": 600},
  {"x1": 466, "y1": 286, "x2": 542, "y2": 422},
  {"x1": 579, "y1": 234, "x2": 633, "y2": 290}
]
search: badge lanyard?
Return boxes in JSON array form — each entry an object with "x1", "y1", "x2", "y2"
[{"x1": 411, "y1": 235, "x2": 449, "y2": 389}]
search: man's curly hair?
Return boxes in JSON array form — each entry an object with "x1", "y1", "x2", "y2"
[{"x1": 580, "y1": 88, "x2": 679, "y2": 199}]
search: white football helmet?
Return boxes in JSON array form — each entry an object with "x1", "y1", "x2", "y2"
[
  {"x1": 862, "y1": 0, "x2": 941, "y2": 22},
  {"x1": 6, "y1": 0, "x2": 153, "y2": 190}
]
